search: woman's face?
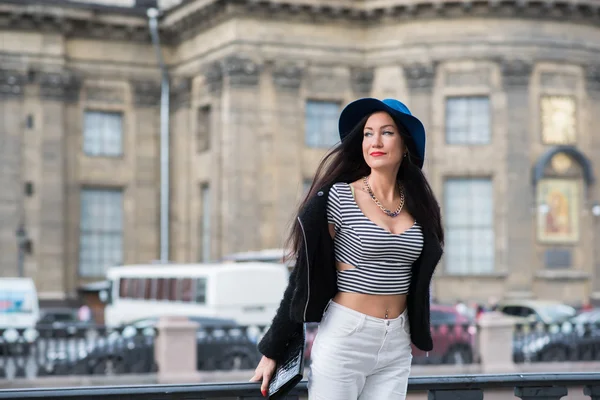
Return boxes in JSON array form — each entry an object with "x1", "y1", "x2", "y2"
[{"x1": 362, "y1": 111, "x2": 406, "y2": 171}]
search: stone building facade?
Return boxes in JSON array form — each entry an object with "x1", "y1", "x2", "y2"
[{"x1": 0, "y1": 0, "x2": 599, "y2": 306}]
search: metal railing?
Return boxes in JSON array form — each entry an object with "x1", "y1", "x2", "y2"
[
  {"x1": 513, "y1": 321, "x2": 600, "y2": 363},
  {"x1": 1, "y1": 320, "x2": 481, "y2": 380},
  {"x1": 0, "y1": 373, "x2": 599, "y2": 399},
  {"x1": 0, "y1": 326, "x2": 157, "y2": 379},
  {"x1": 9, "y1": 317, "x2": 600, "y2": 380},
  {"x1": 0, "y1": 323, "x2": 269, "y2": 379}
]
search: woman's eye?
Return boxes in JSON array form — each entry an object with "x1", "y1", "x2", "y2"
[
  {"x1": 364, "y1": 132, "x2": 372, "y2": 137},
  {"x1": 383, "y1": 131, "x2": 394, "y2": 135}
]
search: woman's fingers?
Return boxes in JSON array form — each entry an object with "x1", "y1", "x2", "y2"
[
  {"x1": 249, "y1": 368, "x2": 263, "y2": 382},
  {"x1": 250, "y1": 356, "x2": 276, "y2": 397},
  {"x1": 260, "y1": 368, "x2": 272, "y2": 396}
]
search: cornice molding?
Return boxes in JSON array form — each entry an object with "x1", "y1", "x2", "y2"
[
  {"x1": 5, "y1": 0, "x2": 600, "y2": 45},
  {"x1": 132, "y1": 80, "x2": 161, "y2": 107},
  {"x1": 351, "y1": 66, "x2": 374, "y2": 95},
  {"x1": 500, "y1": 58, "x2": 533, "y2": 88},
  {"x1": 403, "y1": 62, "x2": 437, "y2": 90},
  {"x1": 202, "y1": 55, "x2": 262, "y2": 90},
  {"x1": 204, "y1": 61, "x2": 223, "y2": 93},
  {"x1": 222, "y1": 55, "x2": 261, "y2": 87},
  {"x1": 585, "y1": 64, "x2": 600, "y2": 93},
  {"x1": 272, "y1": 62, "x2": 304, "y2": 91},
  {"x1": 37, "y1": 71, "x2": 81, "y2": 103},
  {"x1": 171, "y1": 76, "x2": 192, "y2": 110},
  {"x1": 0, "y1": 2, "x2": 151, "y2": 43},
  {"x1": 0, "y1": 70, "x2": 26, "y2": 98},
  {"x1": 163, "y1": 0, "x2": 600, "y2": 44}
]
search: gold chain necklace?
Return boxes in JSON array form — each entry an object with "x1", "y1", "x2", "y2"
[{"x1": 363, "y1": 176, "x2": 405, "y2": 218}]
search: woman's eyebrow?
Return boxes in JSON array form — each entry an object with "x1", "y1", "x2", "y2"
[{"x1": 365, "y1": 124, "x2": 395, "y2": 130}]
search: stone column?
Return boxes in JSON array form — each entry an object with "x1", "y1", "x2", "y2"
[
  {"x1": 195, "y1": 61, "x2": 224, "y2": 262},
  {"x1": 500, "y1": 59, "x2": 535, "y2": 299},
  {"x1": 403, "y1": 62, "x2": 437, "y2": 171},
  {"x1": 585, "y1": 65, "x2": 600, "y2": 304},
  {"x1": 36, "y1": 71, "x2": 79, "y2": 297},
  {"x1": 0, "y1": 70, "x2": 26, "y2": 278},
  {"x1": 219, "y1": 55, "x2": 263, "y2": 256},
  {"x1": 169, "y1": 76, "x2": 193, "y2": 263},
  {"x1": 132, "y1": 80, "x2": 161, "y2": 263},
  {"x1": 272, "y1": 62, "x2": 304, "y2": 249}
]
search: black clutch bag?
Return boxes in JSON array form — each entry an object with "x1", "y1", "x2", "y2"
[{"x1": 267, "y1": 325, "x2": 306, "y2": 399}]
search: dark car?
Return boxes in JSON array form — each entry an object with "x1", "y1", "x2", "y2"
[
  {"x1": 36, "y1": 308, "x2": 94, "y2": 337},
  {"x1": 47, "y1": 316, "x2": 262, "y2": 375},
  {"x1": 412, "y1": 304, "x2": 477, "y2": 365},
  {"x1": 513, "y1": 309, "x2": 600, "y2": 363}
]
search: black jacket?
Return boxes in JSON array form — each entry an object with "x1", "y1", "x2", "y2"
[{"x1": 257, "y1": 183, "x2": 443, "y2": 361}]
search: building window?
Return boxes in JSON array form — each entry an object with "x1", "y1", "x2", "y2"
[
  {"x1": 540, "y1": 96, "x2": 576, "y2": 145},
  {"x1": 79, "y1": 188, "x2": 124, "y2": 277},
  {"x1": 305, "y1": 100, "x2": 340, "y2": 148},
  {"x1": 200, "y1": 183, "x2": 211, "y2": 262},
  {"x1": 445, "y1": 96, "x2": 491, "y2": 144},
  {"x1": 83, "y1": 111, "x2": 123, "y2": 156},
  {"x1": 197, "y1": 105, "x2": 211, "y2": 153},
  {"x1": 444, "y1": 178, "x2": 494, "y2": 274}
]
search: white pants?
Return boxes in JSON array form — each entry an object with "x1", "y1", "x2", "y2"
[{"x1": 308, "y1": 301, "x2": 412, "y2": 400}]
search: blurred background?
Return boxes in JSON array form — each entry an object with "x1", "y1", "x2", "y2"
[{"x1": 1, "y1": 0, "x2": 600, "y2": 391}]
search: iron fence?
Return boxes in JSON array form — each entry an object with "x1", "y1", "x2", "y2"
[
  {"x1": 0, "y1": 323, "x2": 270, "y2": 379},
  {"x1": 513, "y1": 321, "x2": 600, "y2": 363},
  {"x1": 0, "y1": 320, "x2": 480, "y2": 380},
  {"x1": 0, "y1": 326, "x2": 157, "y2": 379},
  {"x1": 0, "y1": 373, "x2": 599, "y2": 399}
]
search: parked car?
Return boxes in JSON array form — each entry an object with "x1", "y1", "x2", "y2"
[
  {"x1": 569, "y1": 309, "x2": 600, "y2": 360},
  {"x1": 412, "y1": 304, "x2": 477, "y2": 365},
  {"x1": 496, "y1": 300, "x2": 576, "y2": 324},
  {"x1": 46, "y1": 316, "x2": 261, "y2": 375},
  {"x1": 513, "y1": 308, "x2": 600, "y2": 363},
  {"x1": 36, "y1": 308, "x2": 93, "y2": 337}
]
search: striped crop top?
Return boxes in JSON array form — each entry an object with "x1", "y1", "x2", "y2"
[{"x1": 326, "y1": 182, "x2": 424, "y2": 295}]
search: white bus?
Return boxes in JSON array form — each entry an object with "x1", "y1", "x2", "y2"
[{"x1": 103, "y1": 262, "x2": 289, "y2": 327}]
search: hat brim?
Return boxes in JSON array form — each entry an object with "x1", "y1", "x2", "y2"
[{"x1": 338, "y1": 98, "x2": 426, "y2": 169}]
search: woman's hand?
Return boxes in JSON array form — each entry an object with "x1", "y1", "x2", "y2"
[{"x1": 249, "y1": 355, "x2": 277, "y2": 397}]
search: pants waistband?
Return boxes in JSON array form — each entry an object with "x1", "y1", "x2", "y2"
[{"x1": 327, "y1": 300, "x2": 408, "y2": 328}]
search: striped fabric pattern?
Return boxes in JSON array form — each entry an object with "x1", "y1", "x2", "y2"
[{"x1": 327, "y1": 182, "x2": 424, "y2": 295}]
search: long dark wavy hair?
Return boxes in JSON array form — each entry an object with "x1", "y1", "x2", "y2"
[{"x1": 285, "y1": 114, "x2": 444, "y2": 262}]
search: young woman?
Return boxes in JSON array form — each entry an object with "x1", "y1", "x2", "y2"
[{"x1": 250, "y1": 98, "x2": 444, "y2": 399}]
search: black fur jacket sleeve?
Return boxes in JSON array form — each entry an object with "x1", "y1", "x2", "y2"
[{"x1": 257, "y1": 265, "x2": 304, "y2": 361}]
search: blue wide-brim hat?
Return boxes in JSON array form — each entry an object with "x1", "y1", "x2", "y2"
[{"x1": 338, "y1": 98, "x2": 426, "y2": 169}]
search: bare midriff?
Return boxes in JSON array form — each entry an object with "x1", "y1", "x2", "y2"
[{"x1": 332, "y1": 261, "x2": 407, "y2": 319}]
